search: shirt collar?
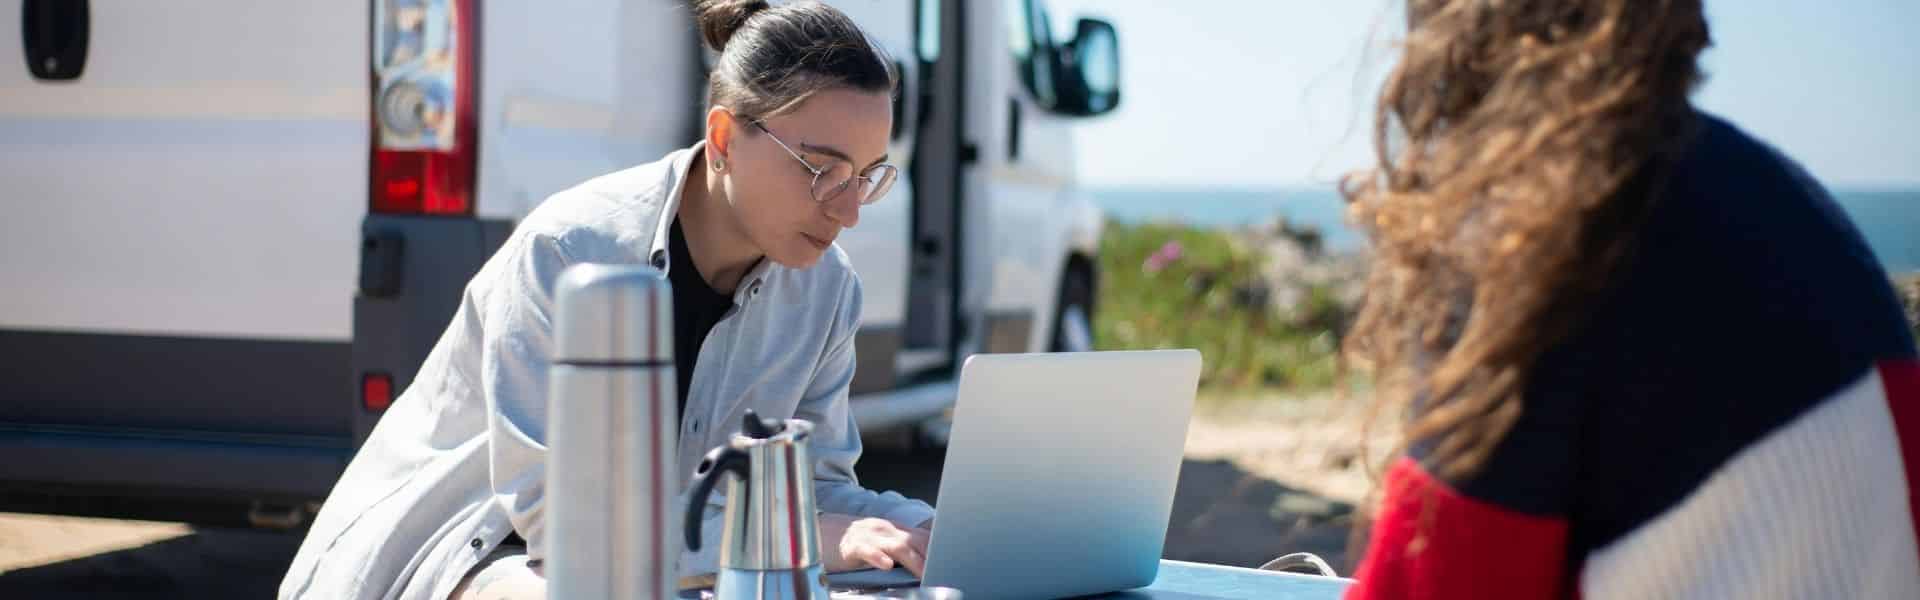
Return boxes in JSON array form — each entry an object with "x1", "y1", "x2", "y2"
[
  {"x1": 646, "y1": 141, "x2": 701, "y2": 274},
  {"x1": 650, "y1": 140, "x2": 774, "y2": 307}
]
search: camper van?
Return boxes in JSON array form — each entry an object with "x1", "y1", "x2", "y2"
[{"x1": 0, "y1": 0, "x2": 1118, "y2": 526}]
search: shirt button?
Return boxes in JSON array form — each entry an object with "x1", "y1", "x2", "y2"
[
  {"x1": 470, "y1": 538, "x2": 484, "y2": 549},
  {"x1": 749, "y1": 282, "x2": 761, "y2": 296}
]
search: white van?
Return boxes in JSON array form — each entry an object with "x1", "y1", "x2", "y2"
[{"x1": 0, "y1": 0, "x2": 1117, "y2": 526}]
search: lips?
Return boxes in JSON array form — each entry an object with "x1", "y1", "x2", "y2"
[{"x1": 801, "y1": 232, "x2": 834, "y2": 250}]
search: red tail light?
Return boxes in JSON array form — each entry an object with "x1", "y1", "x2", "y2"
[
  {"x1": 363, "y1": 372, "x2": 395, "y2": 412},
  {"x1": 370, "y1": 0, "x2": 478, "y2": 216}
]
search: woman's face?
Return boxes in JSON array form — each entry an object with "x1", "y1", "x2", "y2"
[{"x1": 717, "y1": 87, "x2": 893, "y2": 269}]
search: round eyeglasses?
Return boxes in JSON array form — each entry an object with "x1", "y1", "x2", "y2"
[{"x1": 751, "y1": 120, "x2": 898, "y2": 205}]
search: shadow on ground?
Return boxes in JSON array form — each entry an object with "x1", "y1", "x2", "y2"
[
  {"x1": 0, "y1": 526, "x2": 300, "y2": 599},
  {"x1": 0, "y1": 449, "x2": 1353, "y2": 597},
  {"x1": 1161, "y1": 458, "x2": 1354, "y2": 571}
]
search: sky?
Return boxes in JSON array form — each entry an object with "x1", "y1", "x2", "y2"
[{"x1": 1043, "y1": 0, "x2": 1920, "y2": 189}]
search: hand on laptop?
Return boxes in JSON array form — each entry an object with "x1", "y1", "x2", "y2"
[{"x1": 817, "y1": 513, "x2": 932, "y2": 576}]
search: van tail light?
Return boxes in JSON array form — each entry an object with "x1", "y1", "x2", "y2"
[
  {"x1": 362, "y1": 372, "x2": 395, "y2": 412},
  {"x1": 370, "y1": 0, "x2": 478, "y2": 216}
]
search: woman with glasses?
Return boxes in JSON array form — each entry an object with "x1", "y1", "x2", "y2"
[{"x1": 281, "y1": 2, "x2": 931, "y2": 598}]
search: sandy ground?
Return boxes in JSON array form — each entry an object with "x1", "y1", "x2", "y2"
[
  {"x1": 1186, "y1": 392, "x2": 1391, "y2": 507},
  {"x1": 0, "y1": 395, "x2": 1367, "y2": 596},
  {"x1": 0, "y1": 516, "x2": 191, "y2": 573}
]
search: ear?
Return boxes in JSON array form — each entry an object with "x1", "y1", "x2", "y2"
[{"x1": 705, "y1": 106, "x2": 736, "y2": 166}]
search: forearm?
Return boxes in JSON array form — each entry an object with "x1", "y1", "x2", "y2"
[{"x1": 813, "y1": 479, "x2": 937, "y2": 528}]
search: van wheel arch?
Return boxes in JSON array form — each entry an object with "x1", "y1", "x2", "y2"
[{"x1": 1049, "y1": 254, "x2": 1097, "y2": 352}]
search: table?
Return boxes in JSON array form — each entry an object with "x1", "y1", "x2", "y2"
[
  {"x1": 1097, "y1": 560, "x2": 1351, "y2": 600},
  {"x1": 685, "y1": 560, "x2": 1353, "y2": 599}
]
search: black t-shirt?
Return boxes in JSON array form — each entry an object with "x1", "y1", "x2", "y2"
[
  {"x1": 501, "y1": 220, "x2": 737, "y2": 553},
  {"x1": 667, "y1": 217, "x2": 736, "y2": 419}
]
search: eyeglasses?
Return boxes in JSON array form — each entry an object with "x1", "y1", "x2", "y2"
[{"x1": 751, "y1": 120, "x2": 898, "y2": 205}]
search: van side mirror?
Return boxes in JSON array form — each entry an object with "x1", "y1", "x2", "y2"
[{"x1": 1054, "y1": 18, "x2": 1120, "y2": 117}]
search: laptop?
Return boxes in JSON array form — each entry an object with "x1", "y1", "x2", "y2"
[{"x1": 830, "y1": 349, "x2": 1203, "y2": 598}]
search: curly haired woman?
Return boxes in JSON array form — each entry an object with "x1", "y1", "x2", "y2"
[{"x1": 1341, "y1": 1, "x2": 1920, "y2": 598}]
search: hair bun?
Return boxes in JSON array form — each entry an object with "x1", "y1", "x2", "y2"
[{"x1": 695, "y1": 0, "x2": 772, "y2": 52}]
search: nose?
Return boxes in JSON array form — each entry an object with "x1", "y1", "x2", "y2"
[{"x1": 822, "y1": 184, "x2": 861, "y2": 229}]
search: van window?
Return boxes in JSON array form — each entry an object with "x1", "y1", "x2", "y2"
[
  {"x1": 917, "y1": 0, "x2": 940, "y2": 65},
  {"x1": 1004, "y1": 0, "x2": 1056, "y2": 108}
]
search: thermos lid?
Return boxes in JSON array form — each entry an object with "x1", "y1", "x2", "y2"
[{"x1": 552, "y1": 263, "x2": 674, "y2": 364}]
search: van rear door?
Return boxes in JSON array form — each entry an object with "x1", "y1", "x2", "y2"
[{"x1": 0, "y1": 1, "x2": 368, "y2": 507}]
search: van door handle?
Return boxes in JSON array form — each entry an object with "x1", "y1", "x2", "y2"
[
  {"x1": 22, "y1": 0, "x2": 89, "y2": 81},
  {"x1": 1006, "y1": 97, "x2": 1022, "y2": 161}
]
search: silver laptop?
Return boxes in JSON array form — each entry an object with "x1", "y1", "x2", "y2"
[{"x1": 832, "y1": 349, "x2": 1202, "y2": 598}]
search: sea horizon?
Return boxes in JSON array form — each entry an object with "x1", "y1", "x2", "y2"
[{"x1": 1091, "y1": 185, "x2": 1920, "y2": 274}]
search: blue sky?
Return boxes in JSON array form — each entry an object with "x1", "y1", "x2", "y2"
[{"x1": 1044, "y1": 0, "x2": 1920, "y2": 189}]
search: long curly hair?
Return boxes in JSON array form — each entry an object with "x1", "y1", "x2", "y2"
[{"x1": 1343, "y1": 0, "x2": 1712, "y2": 481}]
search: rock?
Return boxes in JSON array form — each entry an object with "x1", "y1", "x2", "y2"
[
  {"x1": 1233, "y1": 217, "x2": 1369, "y2": 331},
  {"x1": 1231, "y1": 283, "x2": 1271, "y2": 310},
  {"x1": 1249, "y1": 215, "x2": 1326, "y2": 257},
  {"x1": 1321, "y1": 446, "x2": 1357, "y2": 471}
]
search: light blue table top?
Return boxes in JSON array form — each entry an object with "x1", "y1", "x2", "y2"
[
  {"x1": 1097, "y1": 560, "x2": 1351, "y2": 600},
  {"x1": 694, "y1": 559, "x2": 1353, "y2": 599}
]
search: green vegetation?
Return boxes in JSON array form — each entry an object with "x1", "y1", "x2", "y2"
[
  {"x1": 1093, "y1": 221, "x2": 1348, "y2": 391},
  {"x1": 1092, "y1": 224, "x2": 1920, "y2": 394}
]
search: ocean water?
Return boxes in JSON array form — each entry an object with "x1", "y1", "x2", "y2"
[
  {"x1": 1093, "y1": 186, "x2": 1920, "y2": 274},
  {"x1": 1833, "y1": 189, "x2": 1920, "y2": 274}
]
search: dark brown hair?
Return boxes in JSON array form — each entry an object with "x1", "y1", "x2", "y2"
[
  {"x1": 694, "y1": 0, "x2": 896, "y2": 123},
  {"x1": 1344, "y1": 0, "x2": 1711, "y2": 481}
]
